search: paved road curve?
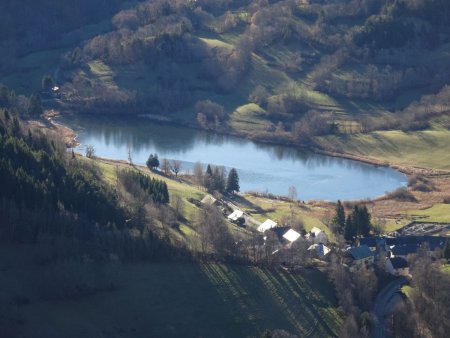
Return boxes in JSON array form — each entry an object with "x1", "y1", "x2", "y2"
[{"x1": 372, "y1": 277, "x2": 408, "y2": 338}]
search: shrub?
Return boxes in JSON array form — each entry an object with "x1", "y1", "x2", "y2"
[
  {"x1": 408, "y1": 174, "x2": 434, "y2": 192},
  {"x1": 386, "y1": 187, "x2": 417, "y2": 202}
]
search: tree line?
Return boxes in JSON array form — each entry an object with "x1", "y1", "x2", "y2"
[
  {"x1": 194, "y1": 163, "x2": 240, "y2": 194},
  {"x1": 332, "y1": 200, "x2": 372, "y2": 241},
  {"x1": 118, "y1": 169, "x2": 169, "y2": 204},
  {"x1": 0, "y1": 109, "x2": 126, "y2": 241}
]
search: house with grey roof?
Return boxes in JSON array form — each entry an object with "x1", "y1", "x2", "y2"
[{"x1": 348, "y1": 244, "x2": 375, "y2": 268}]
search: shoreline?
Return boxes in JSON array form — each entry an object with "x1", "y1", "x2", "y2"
[
  {"x1": 103, "y1": 112, "x2": 450, "y2": 177},
  {"x1": 51, "y1": 116, "x2": 450, "y2": 227},
  {"x1": 44, "y1": 110, "x2": 450, "y2": 181},
  {"x1": 43, "y1": 109, "x2": 450, "y2": 186}
]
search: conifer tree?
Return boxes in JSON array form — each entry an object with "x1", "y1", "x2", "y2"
[
  {"x1": 206, "y1": 164, "x2": 212, "y2": 176},
  {"x1": 226, "y1": 168, "x2": 240, "y2": 193},
  {"x1": 146, "y1": 153, "x2": 159, "y2": 170},
  {"x1": 344, "y1": 215, "x2": 355, "y2": 241},
  {"x1": 334, "y1": 200, "x2": 346, "y2": 231}
]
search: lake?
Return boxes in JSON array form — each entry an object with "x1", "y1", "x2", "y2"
[{"x1": 64, "y1": 115, "x2": 407, "y2": 201}]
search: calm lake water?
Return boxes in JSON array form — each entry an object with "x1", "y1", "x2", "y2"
[{"x1": 64, "y1": 115, "x2": 407, "y2": 201}]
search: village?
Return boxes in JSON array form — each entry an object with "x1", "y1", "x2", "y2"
[{"x1": 200, "y1": 192, "x2": 450, "y2": 278}]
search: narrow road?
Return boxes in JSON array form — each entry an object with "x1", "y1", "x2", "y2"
[{"x1": 372, "y1": 277, "x2": 408, "y2": 338}]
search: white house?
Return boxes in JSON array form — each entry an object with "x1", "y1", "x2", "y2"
[
  {"x1": 257, "y1": 219, "x2": 277, "y2": 233},
  {"x1": 282, "y1": 229, "x2": 301, "y2": 243},
  {"x1": 228, "y1": 209, "x2": 244, "y2": 221},
  {"x1": 305, "y1": 227, "x2": 327, "y2": 244}
]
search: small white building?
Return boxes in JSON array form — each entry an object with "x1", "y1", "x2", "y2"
[
  {"x1": 308, "y1": 243, "x2": 331, "y2": 257},
  {"x1": 228, "y1": 209, "x2": 244, "y2": 221},
  {"x1": 201, "y1": 194, "x2": 217, "y2": 206},
  {"x1": 305, "y1": 227, "x2": 327, "y2": 244},
  {"x1": 257, "y1": 219, "x2": 277, "y2": 233}
]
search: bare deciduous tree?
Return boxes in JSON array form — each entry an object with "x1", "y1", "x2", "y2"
[
  {"x1": 85, "y1": 145, "x2": 95, "y2": 158},
  {"x1": 196, "y1": 205, "x2": 233, "y2": 257},
  {"x1": 193, "y1": 162, "x2": 204, "y2": 188},
  {"x1": 170, "y1": 160, "x2": 182, "y2": 177},
  {"x1": 161, "y1": 158, "x2": 171, "y2": 175}
]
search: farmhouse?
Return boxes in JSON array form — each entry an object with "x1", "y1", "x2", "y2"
[
  {"x1": 258, "y1": 219, "x2": 277, "y2": 233},
  {"x1": 264, "y1": 227, "x2": 302, "y2": 254},
  {"x1": 348, "y1": 245, "x2": 375, "y2": 268},
  {"x1": 359, "y1": 237, "x2": 385, "y2": 252},
  {"x1": 283, "y1": 229, "x2": 301, "y2": 243}
]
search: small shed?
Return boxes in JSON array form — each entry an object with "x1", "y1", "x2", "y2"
[
  {"x1": 201, "y1": 194, "x2": 217, "y2": 206},
  {"x1": 308, "y1": 243, "x2": 331, "y2": 257},
  {"x1": 228, "y1": 209, "x2": 244, "y2": 221}
]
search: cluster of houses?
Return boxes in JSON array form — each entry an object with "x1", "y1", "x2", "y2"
[
  {"x1": 256, "y1": 218, "x2": 331, "y2": 257},
  {"x1": 347, "y1": 235, "x2": 449, "y2": 276},
  {"x1": 201, "y1": 194, "x2": 448, "y2": 276},
  {"x1": 201, "y1": 194, "x2": 332, "y2": 259}
]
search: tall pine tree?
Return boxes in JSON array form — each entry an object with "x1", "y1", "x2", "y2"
[
  {"x1": 226, "y1": 168, "x2": 240, "y2": 193},
  {"x1": 344, "y1": 215, "x2": 355, "y2": 241},
  {"x1": 334, "y1": 200, "x2": 346, "y2": 231}
]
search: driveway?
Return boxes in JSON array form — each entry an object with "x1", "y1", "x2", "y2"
[{"x1": 372, "y1": 277, "x2": 408, "y2": 338}]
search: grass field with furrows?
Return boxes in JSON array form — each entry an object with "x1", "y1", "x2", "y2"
[{"x1": 0, "y1": 246, "x2": 341, "y2": 338}]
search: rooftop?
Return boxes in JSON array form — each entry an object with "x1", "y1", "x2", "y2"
[
  {"x1": 269, "y1": 226, "x2": 291, "y2": 241},
  {"x1": 308, "y1": 243, "x2": 331, "y2": 257},
  {"x1": 310, "y1": 227, "x2": 323, "y2": 236},
  {"x1": 228, "y1": 209, "x2": 243, "y2": 221},
  {"x1": 283, "y1": 229, "x2": 301, "y2": 243},
  {"x1": 258, "y1": 219, "x2": 277, "y2": 233},
  {"x1": 349, "y1": 245, "x2": 374, "y2": 260},
  {"x1": 201, "y1": 194, "x2": 217, "y2": 206}
]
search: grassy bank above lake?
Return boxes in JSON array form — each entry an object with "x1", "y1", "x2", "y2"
[{"x1": 315, "y1": 128, "x2": 450, "y2": 172}]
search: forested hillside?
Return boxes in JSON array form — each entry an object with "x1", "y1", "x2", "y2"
[
  {"x1": 0, "y1": 93, "x2": 172, "y2": 256},
  {"x1": 1, "y1": 0, "x2": 449, "y2": 148}
]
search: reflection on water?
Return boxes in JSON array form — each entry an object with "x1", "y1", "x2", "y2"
[{"x1": 64, "y1": 115, "x2": 407, "y2": 201}]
